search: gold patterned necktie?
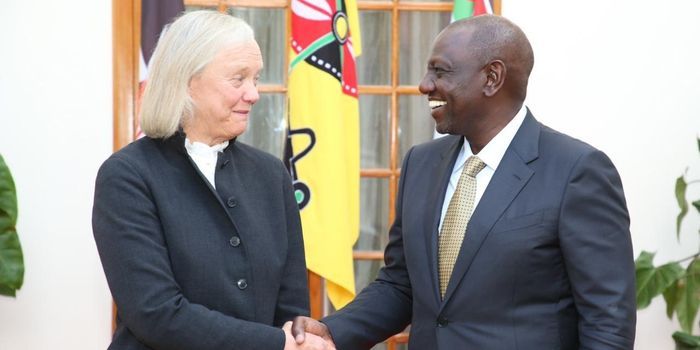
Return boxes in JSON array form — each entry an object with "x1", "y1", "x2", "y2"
[{"x1": 438, "y1": 155, "x2": 486, "y2": 298}]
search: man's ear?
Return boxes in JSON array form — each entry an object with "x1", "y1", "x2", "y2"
[{"x1": 483, "y1": 60, "x2": 505, "y2": 97}]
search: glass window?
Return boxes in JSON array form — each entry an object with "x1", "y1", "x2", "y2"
[
  {"x1": 239, "y1": 93, "x2": 286, "y2": 157},
  {"x1": 399, "y1": 11, "x2": 450, "y2": 85},
  {"x1": 227, "y1": 7, "x2": 286, "y2": 84},
  {"x1": 399, "y1": 94, "x2": 435, "y2": 163},
  {"x1": 118, "y1": 3, "x2": 499, "y2": 348},
  {"x1": 357, "y1": 177, "x2": 391, "y2": 251},
  {"x1": 357, "y1": 11, "x2": 392, "y2": 86},
  {"x1": 360, "y1": 95, "x2": 391, "y2": 169}
]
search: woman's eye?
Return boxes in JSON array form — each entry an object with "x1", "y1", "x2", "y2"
[{"x1": 230, "y1": 76, "x2": 244, "y2": 86}]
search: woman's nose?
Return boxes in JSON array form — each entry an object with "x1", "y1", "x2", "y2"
[{"x1": 243, "y1": 81, "x2": 260, "y2": 104}]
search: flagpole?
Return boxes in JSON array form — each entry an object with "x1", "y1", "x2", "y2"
[
  {"x1": 307, "y1": 271, "x2": 324, "y2": 319},
  {"x1": 288, "y1": 0, "x2": 325, "y2": 319}
]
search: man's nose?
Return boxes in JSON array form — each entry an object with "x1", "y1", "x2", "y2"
[{"x1": 418, "y1": 74, "x2": 434, "y2": 95}]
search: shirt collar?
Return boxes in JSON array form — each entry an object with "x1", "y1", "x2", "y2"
[
  {"x1": 457, "y1": 104, "x2": 528, "y2": 173},
  {"x1": 184, "y1": 138, "x2": 229, "y2": 157}
]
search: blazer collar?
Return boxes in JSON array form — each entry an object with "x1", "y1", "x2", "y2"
[
  {"x1": 506, "y1": 108, "x2": 539, "y2": 164},
  {"x1": 160, "y1": 128, "x2": 239, "y2": 155}
]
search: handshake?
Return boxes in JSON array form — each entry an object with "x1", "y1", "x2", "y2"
[{"x1": 283, "y1": 317, "x2": 336, "y2": 350}]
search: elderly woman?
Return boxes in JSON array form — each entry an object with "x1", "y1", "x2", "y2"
[{"x1": 93, "y1": 11, "x2": 327, "y2": 350}]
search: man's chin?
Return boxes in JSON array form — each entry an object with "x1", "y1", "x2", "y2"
[{"x1": 434, "y1": 124, "x2": 451, "y2": 135}]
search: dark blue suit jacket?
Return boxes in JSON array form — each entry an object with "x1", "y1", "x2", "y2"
[
  {"x1": 324, "y1": 111, "x2": 636, "y2": 349},
  {"x1": 93, "y1": 132, "x2": 309, "y2": 349}
]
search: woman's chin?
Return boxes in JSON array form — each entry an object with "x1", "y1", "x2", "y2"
[{"x1": 223, "y1": 123, "x2": 248, "y2": 140}]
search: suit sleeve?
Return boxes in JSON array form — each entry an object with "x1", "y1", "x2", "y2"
[
  {"x1": 92, "y1": 155, "x2": 286, "y2": 350},
  {"x1": 322, "y1": 148, "x2": 414, "y2": 349},
  {"x1": 273, "y1": 161, "x2": 310, "y2": 325},
  {"x1": 559, "y1": 150, "x2": 636, "y2": 349}
]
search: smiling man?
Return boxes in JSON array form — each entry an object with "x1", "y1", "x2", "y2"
[{"x1": 293, "y1": 14, "x2": 636, "y2": 350}]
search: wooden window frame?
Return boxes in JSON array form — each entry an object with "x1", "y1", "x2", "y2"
[{"x1": 112, "y1": 0, "x2": 500, "y2": 345}]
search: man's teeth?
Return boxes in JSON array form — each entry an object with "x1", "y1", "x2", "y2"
[{"x1": 429, "y1": 100, "x2": 447, "y2": 109}]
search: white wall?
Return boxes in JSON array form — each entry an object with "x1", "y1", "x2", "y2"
[
  {"x1": 0, "y1": 1, "x2": 699, "y2": 349},
  {"x1": 504, "y1": 1, "x2": 700, "y2": 349},
  {"x1": 0, "y1": 1, "x2": 113, "y2": 349}
]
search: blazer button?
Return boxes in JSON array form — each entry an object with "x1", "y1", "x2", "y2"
[
  {"x1": 437, "y1": 316, "x2": 448, "y2": 327},
  {"x1": 227, "y1": 197, "x2": 237, "y2": 208},
  {"x1": 237, "y1": 279, "x2": 248, "y2": 290},
  {"x1": 229, "y1": 236, "x2": 241, "y2": 247}
]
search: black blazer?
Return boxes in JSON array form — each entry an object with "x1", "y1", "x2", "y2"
[
  {"x1": 323, "y1": 111, "x2": 636, "y2": 349},
  {"x1": 93, "y1": 132, "x2": 309, "y2": 349}
]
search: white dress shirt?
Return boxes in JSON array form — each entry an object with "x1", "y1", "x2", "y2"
[
  {"x1": 184, "y1": 138, "x2": 229, "y2": 189},
  {"x1": 438, "y1": 105, "x2": 528, "y2": 232}
]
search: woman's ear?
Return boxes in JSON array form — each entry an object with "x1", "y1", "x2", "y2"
[{"x1": 187, "y1": 73, "x2": 202, "y2": 100}]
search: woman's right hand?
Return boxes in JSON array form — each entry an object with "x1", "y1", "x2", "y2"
[{"x1": 283, "y1": 321, "x2": 335, "y2": 350}]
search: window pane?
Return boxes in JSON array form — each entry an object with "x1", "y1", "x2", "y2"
[
  {"x1": 356, "y1": 177, "x2": 390, "y2": 251},
  {"x1": 398, "y1": 95, "x2": 435, "y2": 163},
  {"x1": 399, "y1": 11, "x2": 450, "y2": 85},
  {"x1": 353, "y1": 259, "x2": 385, "y2": 294},
  {"x1": 185, "y1": 5, "x2": 215, "y2": 11},
  {"x1": 227, "y1": 7, "x2": 286, "y2": 84},
  {"x1": 360, "y1": 95, "x2": 391, "y2": 169},
  {"x1": 239, "y1": 93, "x2": 286, "y2": 158},
  {"x1": 357, "y1": 11, "x2": 392, "y2": 85}
]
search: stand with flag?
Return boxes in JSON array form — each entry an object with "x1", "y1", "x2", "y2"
[
  {"x1": 286, "y1": 0, "x2": 362, "y2": 309},
  {"x1": 451, "y1": 0, "x2": 493, "y2": 22}
]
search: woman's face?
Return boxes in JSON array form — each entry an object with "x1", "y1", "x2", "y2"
[{"x1": 186, "y1": 40, "x2": 263, "y2": 145}]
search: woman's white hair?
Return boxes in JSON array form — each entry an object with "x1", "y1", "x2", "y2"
[{"x1": 140, "y1": 10, "x2": 255, "y2": 138}]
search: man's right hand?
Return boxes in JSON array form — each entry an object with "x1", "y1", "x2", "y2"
[
  {"x1": 291, "y1": 316, "x2": 336, "y2": 348},
  {"x1": 283, "y1": 321, "x2": 334, "y2": 350}
]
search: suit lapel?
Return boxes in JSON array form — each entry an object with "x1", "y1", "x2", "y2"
[
  {"x1": 425, "y1": 136, "x2": 463, "y2": 303},
  {"x1": 441, "y1": 111, "x2": 541, "y2": 306}
]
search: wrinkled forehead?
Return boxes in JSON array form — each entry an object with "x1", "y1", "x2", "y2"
[
  {"x1": 434, "y1": 25, "x2": 476, "y2": 48},
  {"x1": 221, "y1": 40, "x2": 263, "y2": 59},
  {"x1": 199, "y1": 39, "x2": 264, "y2": 77}
]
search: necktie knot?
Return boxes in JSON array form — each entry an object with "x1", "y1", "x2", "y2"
[{"x1": 465, "y1": 156, "x2": 486, "y2": 178}]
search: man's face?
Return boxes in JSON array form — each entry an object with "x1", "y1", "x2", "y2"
[{"x1": 419, "y1": 29, "x2": 486, "y2": 135}]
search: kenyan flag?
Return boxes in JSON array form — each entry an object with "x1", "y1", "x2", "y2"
[
  {"x1": 451, "y1": 0, "x2": 494, "y2": 22},
  {"x1": 287, "y1": 0, "x2": 362, "y2": 310}
]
